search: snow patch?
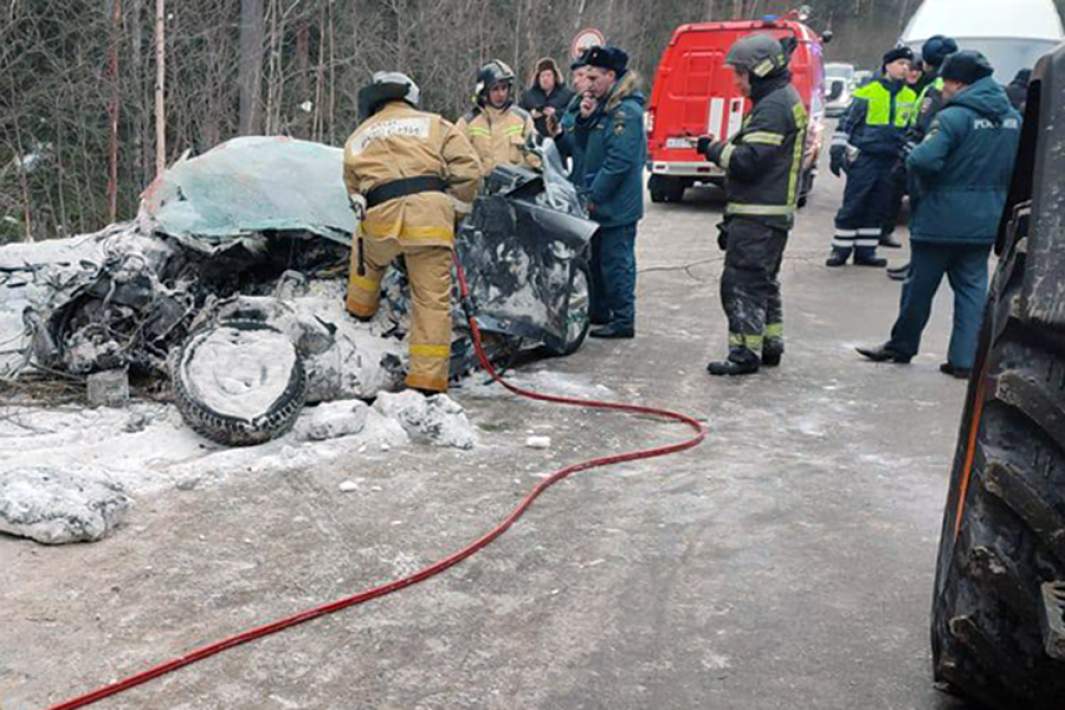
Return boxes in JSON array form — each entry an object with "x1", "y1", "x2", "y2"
[
  {"x1": 0, "y1": 467, "x2": 130, "y2": 544},
  {"x1": 372, "y1": 391, "x2": 477, "y2": 449}
]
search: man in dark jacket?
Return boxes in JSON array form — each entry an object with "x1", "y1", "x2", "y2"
[
  {"x1": 520, "y1": 57, "x2": 575, "y2": 136},
  {"x1": 857, "y1": 51, "x2": 1021, "y2": 376},
  {"x1": 1006, "y1": 68, "x2": 1031, "y2": 112},
  {"x1": 696, "y1": 33, "x2": 808, "y2": 375},
  {"x1": 887, "y1": 34, "x2": 959, "y2": 280},
  {"x1": 552, "y1": 45, "x2": 646, "y2": 339},
  {"x1": 827, "y1": 47, "x2": 917, "y2": 267}
]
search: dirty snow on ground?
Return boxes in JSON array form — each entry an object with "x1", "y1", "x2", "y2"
[
  {"x1": 0, "y1": 390, "x2": 478, "y2": 544},
  {"x1": 454, "y1": 367, "x2": 613, "y2": 400},
  {"x1": 0, "y1": 467, "x2": 130, "y2": 544}
]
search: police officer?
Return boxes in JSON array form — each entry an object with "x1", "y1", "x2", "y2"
[
  {"x1": 343, "y1": 72, "x2": 482, "y2": 393},
  {"x1": 827, "y1": 46, "x2": 917, "y2": 267},
  {"x1": 887, "y1": 35, "x2": 958, "y2": 280},
  {"x1": 696, "y1": 33, "x2": 808, "y2": 376},
  {"x1": 456, "y1": 60, "x2": 540, "y2": 175}
]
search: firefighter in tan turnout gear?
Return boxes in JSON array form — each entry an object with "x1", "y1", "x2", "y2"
[
  {"x1": 457, "y1": 60, "x2": 541, "y2": 175},
  {"x1": 343, "y1": 71, "x2": 482, "y2": 393}
]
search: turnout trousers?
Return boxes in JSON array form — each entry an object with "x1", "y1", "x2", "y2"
[
  {"x1": 721, "y1": 218, "x2": 787, "y2": 364},
  {"x1": 832, "y1": 153, "x2": 897, "y2": 260},
  {"x1": 346, "y1": 237, "x2": 453, "y2": 393}
]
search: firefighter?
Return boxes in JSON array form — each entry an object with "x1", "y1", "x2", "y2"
[
  {"x1": 343, "y1": 71, "x2": 482, "y2": 393},
  {"x1": 887, "y1": 34, "x2": 959, "y2": 281},
  {"x1": 456, "y1": 60, "x2": 540, "y2": 175},
  {"x1": 695, "y1": 33, "x2": 808, "y2": 376},
  {"x1": 827, "y1": 46, "x2": 917, "y2": 268}
]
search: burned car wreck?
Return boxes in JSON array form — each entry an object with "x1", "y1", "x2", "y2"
[{"x1": 0, "y1": 136, "x2": 596, "y2": 446}]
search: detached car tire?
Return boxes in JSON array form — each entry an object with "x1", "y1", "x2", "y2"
[
  {"x1": 930, "y1": 225, "x2": 1065, "y2": 708},
  {"x1": 543, "y1": 260, "x2": 591, "y2": 357},
  {"x1": 171, "y1": 320, "x2": 306, "y2": 446}
]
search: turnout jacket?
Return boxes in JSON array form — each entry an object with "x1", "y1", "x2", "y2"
[
  {"x1": 456, "y1": 105, "x2": 540, "y2": 176},
  {"x1": 343, "y1": 100, "x2": 482, "y2": 248},
  {"x1": 704, "y1": 73, "x2": 808, "y2": 230}
]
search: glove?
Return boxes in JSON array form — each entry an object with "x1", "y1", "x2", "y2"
[
  {"x1": 829, "y1": 146, "x2": 845, "y2": 177},
  {"x1": 696, "y1": 135, "x2": 714, "y2": 156},
  {"x1": 899, "y1": 139, "x2": 917, "y2": 161},
  {"x1": 716, "y1": 222, "x2": 728, "y2": 252}
]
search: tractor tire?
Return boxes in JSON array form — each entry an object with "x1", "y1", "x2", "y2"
[
  {"x1": 930, "y1": 225, "x2": 1065, "y2": 708},
  {"x1": 543, "y1": 260, "x2": 591, "y2": 357},
  {"x1": 171, "y1": 320, "x2": 306, "y2": 447}
]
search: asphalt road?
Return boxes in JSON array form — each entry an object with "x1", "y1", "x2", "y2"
[{"x1": 1, "y1": 152, "x2": 981, "y2": 709}]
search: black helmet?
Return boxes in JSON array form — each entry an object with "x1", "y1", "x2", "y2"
[
  {"x1": 357, "y1": 71, "x2": 420, "y2": 120},
  {"x1": 475, "y1": 60, "x2": 516, "y2": 107},
  {"x1": 726, "y1": 33, "x2": 789, "y2": 79}
]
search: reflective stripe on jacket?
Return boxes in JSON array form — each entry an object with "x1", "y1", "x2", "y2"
[
  {"x1": 707, "y1": 74, "x2": 808, "y2": 230},
  {"x1": 832, "y1": 77, "x2": 917, "y2": 157},
  {"x1": 456, "y1": 105, "x2": 540, "y2": 175},
  {"x1": 343, "y1": 101, "x2": 482, "y2": 247}
]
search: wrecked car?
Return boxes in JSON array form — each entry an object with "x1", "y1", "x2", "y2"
[{"x1": 0, "y1": 136, "x2": 596, "y2": 446}]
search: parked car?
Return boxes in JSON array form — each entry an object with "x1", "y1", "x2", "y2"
[
  {"x1": 645, "y1": 11, "x2": 829, "y2": 205},
  {"x1": 824, "y1": 62, "x2": 856, "y2": 117}
]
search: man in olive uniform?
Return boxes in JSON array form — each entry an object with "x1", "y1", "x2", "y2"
[
  {"x1": 456, "y1": 60, "x2": 540, "y2": 176},
  {"x1": 343, "y1": 72, "x2": 482, "y2": 393},
  {"x1": 696, "y1": 33, "x2": 808, "y2": 376}
]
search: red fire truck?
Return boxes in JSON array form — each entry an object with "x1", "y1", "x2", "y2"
[{"x1": 646, "y1": 13, "x2": 829, "y2": 205}]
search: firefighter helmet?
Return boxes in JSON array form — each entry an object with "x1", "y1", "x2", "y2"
[
  {"x1": 475, "y1": 60, "x2": 516, "y2": 106},
  {"x1": 357, "y1": 71, "x2": 421, "y2": 120},
  {"x1": 725, "y1": 33, "x2": 789, "y2": 79}
]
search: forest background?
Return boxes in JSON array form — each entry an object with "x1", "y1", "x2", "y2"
[{"x1": 4, "y1": 0, "x2": 1062, "y2": 240}]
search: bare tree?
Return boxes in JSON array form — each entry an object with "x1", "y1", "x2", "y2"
[
  {"x1": 154, "y1": 0, "x2": 165, "y2": 176},
  {"x1": 238, "y1": 0, "x2": 264, "y2": 135}
]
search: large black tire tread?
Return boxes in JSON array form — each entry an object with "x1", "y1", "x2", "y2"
[
  {"x1": 931, "y1": 235, "x2": 1065, "y2": 710},
  {"x1": 170, "y1": 320, "x2": 307, "y2": 447}
]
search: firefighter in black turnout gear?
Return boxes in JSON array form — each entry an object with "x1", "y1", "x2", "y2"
[{"x1": 696, "y1": 33, "x2": 808, "y2": 376}]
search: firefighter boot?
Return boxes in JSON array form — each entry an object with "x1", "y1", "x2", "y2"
[
  {"x1": 762, "y1": 341, "x2": 783, "y2": 367},
  {"x1": 707, "y1": 349, "x2": 761, "y2": 376}
]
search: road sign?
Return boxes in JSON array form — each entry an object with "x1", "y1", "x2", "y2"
[{"x1": 571, "y1": 27, "x2": 606, "y2": 60}]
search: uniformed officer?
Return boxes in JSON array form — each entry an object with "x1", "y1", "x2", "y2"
[
  {"x1": 887, "y1": 35, "x2": 959, "y2": 281},
  {"x1": 550, "y1": 45, "x2": 646, "y2": 339},
  {"x1": 456, "y1": 60, "x2": 540, "y2": 175},
  {"x1": 827, "y1": 46, "x2": 917, "y2": 268},
  {"x1": 696, "y1": 33, "x2": 808, "y2": 376},
  {"x1": 343, "y1": 72, "x2": 482, "y2": 393}
]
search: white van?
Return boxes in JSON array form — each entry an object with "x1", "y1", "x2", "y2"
[{"x1": 901, "y1": 0, "x2": 1064, "y2": 82}]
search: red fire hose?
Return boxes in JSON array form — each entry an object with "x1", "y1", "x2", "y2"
[{"x1": 47, "y1": 253, "x2": 706, "y2": 709}]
